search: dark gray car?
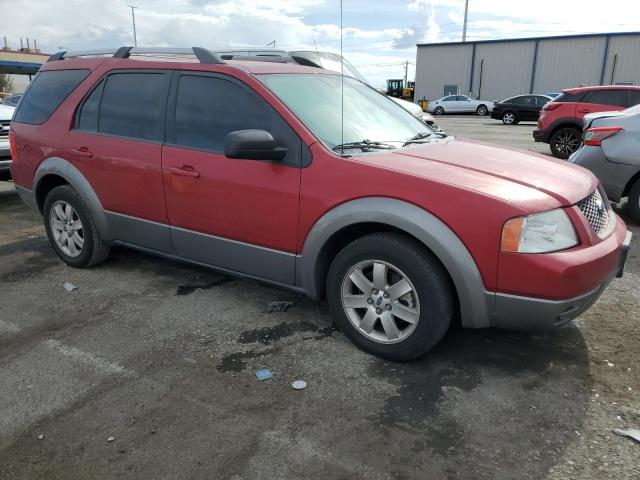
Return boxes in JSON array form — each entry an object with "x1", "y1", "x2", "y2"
[{"x1": 570, "y1": 104, "x2": 640, "y2": 221}]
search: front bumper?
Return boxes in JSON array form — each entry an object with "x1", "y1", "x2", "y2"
[
  {"x1": 487, "y1": 222, "x2": 631, "y2": 330},
  {"x1": 490, "y1": 110, "x2": 502, "y2": 120}
]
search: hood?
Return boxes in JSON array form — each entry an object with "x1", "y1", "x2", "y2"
[
  {"x1": 361, "y1": 137, "x2": 596, "y2": 211},
  {"x1": 0, "y1": 104, "x2": 15, "y2": 120},
  {"x1": 390, "y1": 96, "x2": 423, "y2": 115}
]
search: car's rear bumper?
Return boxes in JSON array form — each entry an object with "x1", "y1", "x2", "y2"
[
  {"x1": 0, "y1": 159, "x2": 11, "y2": 179},
  {"x1": 533, "y1": 129, "x2": 547, "y2": 142},
  {"x1": 486, "y1": 222, "x2": 631, "y2": 330}
]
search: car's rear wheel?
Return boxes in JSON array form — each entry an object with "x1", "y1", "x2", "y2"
[
  {"x1": 476, "y1": 104, "x2": 488, "y2": 116},
  {"x1": 628, "y1": 178, "x2": 640, "y2": 223},
  {"x1": 502, "y1": 111, "x2": 517, "y2": 125},
  {"x1": 44, "y1": 185, "x2": 110, "y2": 268},
  {"x1": 326, "y1": 233, "x2": 454, "y2": 361},
  {"x1": 434, "y1": 106, "x2": 445, "y2": 115},
  {"x1": 550, "y1": 127, "x2": 581, "y2": 159}
]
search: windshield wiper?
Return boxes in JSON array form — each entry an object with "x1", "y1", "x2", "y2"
[
  {"x1": 332, "y1": 139, "x2": 398, "y2": 153},
  {"x1": 402, "y1": 131, "x2": 446, "y2": 147}
]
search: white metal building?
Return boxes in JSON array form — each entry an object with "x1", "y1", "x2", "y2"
[{"x1": 414, "y1": 32, "x2": 640, "y2": 102}]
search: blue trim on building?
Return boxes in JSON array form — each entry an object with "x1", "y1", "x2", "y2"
[
  {"x1": 0, "y1": 61, "x2": 43, "y2": 68},
  {"x1": 417, "y1": 30, "x2": 640, "y2": 48},
  {"x1": 529, "y1": 40, "x2": 539, "y2": 94},
  {"x1": 468, "y1": 43, "x2": 476, "y2": 95},
  {"x1": 599, "y1": 35, "x2": 611, "y2": 85}
]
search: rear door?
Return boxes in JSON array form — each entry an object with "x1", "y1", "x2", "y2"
[
  {"x1": 577, "y1": 89, "x2": 627, "y2": 121},
  {"x1": 71, "y1": 70, "x2": 173, "y2": 252},
  {"x1": 162, "y1": 72, "x2": 302, "y2": 284},
  {"x1": 518, "y1": 95, "x2": 538, "y2": 121}
]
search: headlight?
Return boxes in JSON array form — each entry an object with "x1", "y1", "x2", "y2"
[{"x1": 501, "y1": 209, "x2": 578, "y2": 253}]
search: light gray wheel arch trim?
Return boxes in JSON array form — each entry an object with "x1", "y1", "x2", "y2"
[
  {"x1": 296, "y1": 197, "x2": 492, "y2": 328},
  {"x1": 33, "y1": 156, "x2": 114, "y2": 241}
]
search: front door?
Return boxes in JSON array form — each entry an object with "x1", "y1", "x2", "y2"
[{"x1": 162, "y1": 72, "x2": 303, "y2": 285}]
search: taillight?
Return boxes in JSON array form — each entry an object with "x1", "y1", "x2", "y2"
[
  {"x1": 583, "y1": 126, "x2": 624, "y2": 146},
  {"x1": 543, "y1": 103, "x2": 560, "y2": 111},
  {"x1": 9, "y1": 129, "x2": 18, "y2": 161}
]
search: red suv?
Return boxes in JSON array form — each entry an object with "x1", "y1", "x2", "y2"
[
  {"x1": 10, "y1": 47, "x2": 631, "y2": 360},
  {"x1": 534, "y1": 85, "x2": 640, "y2": 159}
]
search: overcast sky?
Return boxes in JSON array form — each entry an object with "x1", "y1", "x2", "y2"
[{"x1": 3, "y1": 0, "x2": 639, "y2": 87}]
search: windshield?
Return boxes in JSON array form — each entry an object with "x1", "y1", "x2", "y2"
[
  {"x1": 260, "y1": 74, "x2": 432, "y2": 153},
  {"x1": 288, "y1": 51, "x2": 368, "y2": 83}
]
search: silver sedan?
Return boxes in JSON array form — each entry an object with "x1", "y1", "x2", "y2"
[
  {"x1": 570, "y1": 104, "x2": 640, "y2": 222},
  {"x1": 428, "y1": 95, "x2": 494, "y2": 116}
]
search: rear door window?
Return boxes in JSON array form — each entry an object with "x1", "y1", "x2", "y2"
[
  {"x1": 97, "y1": 72, "x2": 170, "y2": 141},
  {"x1": 583, "y1": 90, "x2": 627, "y2": 107},
  {"x1": 13, "y1": 69, "x2": 90, "y2": 125}
]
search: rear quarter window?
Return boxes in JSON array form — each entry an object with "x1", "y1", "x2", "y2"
[
  {"x1": 554, "y1": 92, "x2": 585, "y2": 103},
  {"x1": 13, "y1": 69, "x2": 90, "y2": 125}
]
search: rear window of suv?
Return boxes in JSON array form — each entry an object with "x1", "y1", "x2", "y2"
[
  {"x1": 554, "y1": 92, "x2": 586, "y2": 103},
  {"x1": 13, "y1": 69, "x2": 89, "y2": 125},
  {"x1": 583, "y1": 89, "x2": 627, "y2": 107}
]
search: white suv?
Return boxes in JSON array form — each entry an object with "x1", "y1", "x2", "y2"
[{"x1": 0, "y1": 103, "x2": 14, "y2": 180}]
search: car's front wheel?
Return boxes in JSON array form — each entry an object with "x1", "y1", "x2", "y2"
[
  {"x1": 433, "y1": 106, "x2": 445, "y2": 115},
  {"x1": 326, "y1": 233, "x2": 454, "y2": 361},
  {"x1": 476, "y1": 104, "x2": 488, "y2": 116},
  {"x1": 550, "y1": 127, "x2": 581, "y2": 159},
  {"x1": 44, "y1": 185, "x2": 111, "y2": 268}
]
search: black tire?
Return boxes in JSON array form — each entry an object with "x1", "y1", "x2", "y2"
[
  {"x1": 434, "y1": 106, "x2": 445, "y2": 115},
  {"x1": 476, "y1": 104, "x2": 488, "y2": 116},
  {"x1": 550, "y1": 127, "x2": 582, "y2": 159},
  {"x1": 44, "y1": 185, "x2": 110, "y2": 268},
  {"x1": 326, "y1": 233, "x2": 454, "y2": 361},
  {"x1": 628, "y1": 178, "x2": 640, "y2": 223},
  {"x1": 502, "y1": 111, "x2": 518, "y2": 125}
]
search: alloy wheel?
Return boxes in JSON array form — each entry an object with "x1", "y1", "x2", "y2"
[
  {"x1": 341, "y1": 259, "x2": 420, "y2": 344},
  {"x1": 554, "y1": 130, "x2": 581, "y2": 156},
  {"x1": 50, "y1": 201, "x2": 84, "y2": 257},
  {"x1": 477, "y1": 105, "x2": 488, "y2": 116},
  {"x1": 503, "y1": 112, "x2": 515, "y2": 124}
]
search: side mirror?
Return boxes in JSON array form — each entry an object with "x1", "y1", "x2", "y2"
[{"x1": 224, "y1": 129, "x2": 287, "y2": 161}]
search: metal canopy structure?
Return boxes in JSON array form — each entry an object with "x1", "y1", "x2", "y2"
[{"x1": 0, "y1": 49, "x2": 50, "y2": 75}]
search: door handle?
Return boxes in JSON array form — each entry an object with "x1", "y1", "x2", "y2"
[
  {"x1": 70, "y1": 147, "x2": 93, "y2": 158},
  {"x1": 577, "y1": 109, "x2": 591, "y2": 113},
  {"x1": 169, "y1": 166, "x2": 200, "y2": 178}
]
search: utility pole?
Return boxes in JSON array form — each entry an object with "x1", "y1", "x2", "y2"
[
  {"x1": 404, "y1": 60, "x2": 408, "y2": 86},
  {"x1": 462, "y1": 0, "x2": 469, "y2": 42},
  {"x1": 128, "y1": 3, "x2": 138, "y2": 47},
  {"x1": 266, "y1": 40, "x2": 276, "y2": 47}
]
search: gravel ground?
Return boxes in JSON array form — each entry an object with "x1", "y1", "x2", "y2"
[{"x1": 1, "y1": 116, "x2": 638, "y2": 479}]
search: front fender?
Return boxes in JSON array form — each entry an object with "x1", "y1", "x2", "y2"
[
  {"x1": 296, "y1": 197, "x2": 492, "y2": 328},
  {"x1": 34, "y1": 156, "x2": 113, "y2": 241}
]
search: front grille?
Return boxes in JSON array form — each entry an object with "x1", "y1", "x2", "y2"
[
  {"x1": 0, "y1": 120, "x2": 9, "y2": 138},
  {"x1": 577, "y1": 188, "x2": 610, "y2": 236}
]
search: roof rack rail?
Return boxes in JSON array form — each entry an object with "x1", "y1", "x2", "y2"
[
  {"x1": 47, "y1": 47, "x2": 226, "y2": 65},
  {"x1": 222, "y1": 55, "x2": 293, "y2": 63}
]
